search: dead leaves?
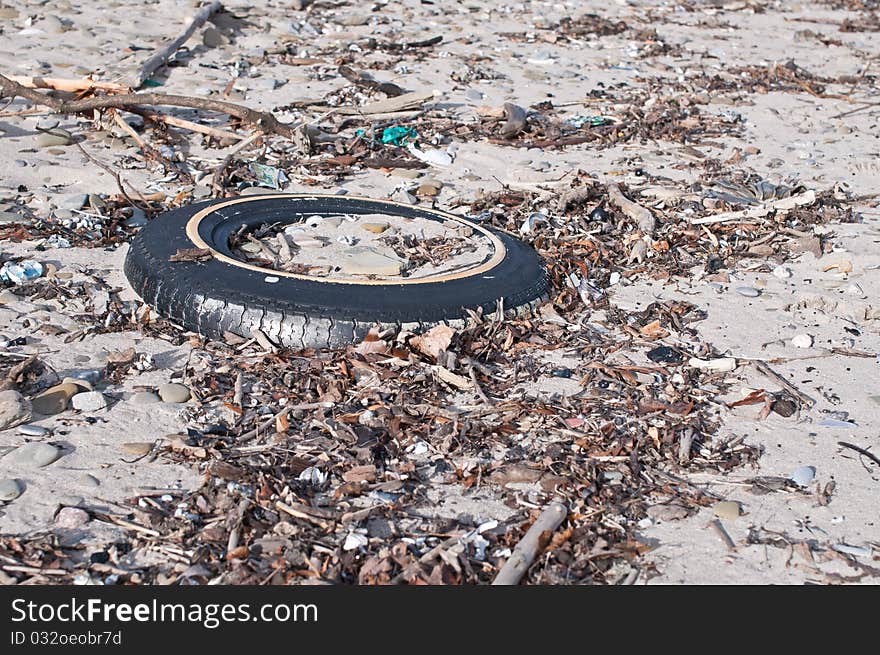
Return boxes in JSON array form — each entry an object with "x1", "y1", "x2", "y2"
[{"x1": 410, "y1": 324, "x2": 455, "y2": 361}]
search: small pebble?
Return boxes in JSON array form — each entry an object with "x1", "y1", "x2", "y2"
[
  {"x1": 71, "y1": 391, "x2": 109, "y2": 412},
  {"x1": 157, "y1": 383, "x2": 191, "y2": 403},
  {"x1": 791, "y1": 334, "x2": 813, "y2": 349},
  {"x1": 361, "y1": 222, "x2": 390, "y2": 234},
  {"x1": 55, "y1": 507, "x2": 90, "y2": 529},
  {"x1": 0, "y1": 389, "x2": 31, "y2": 430},
  {"x1": 772, "y1": 265, "x2": 792, "y2": 279},
  {"x1": 735, "y1": 286, "x2": 761, "y2": 297},
  {"x1": 130, "y1": 391, "x2": 161, "y2": 404},
  {"x1": 646, "y1": 503, "x2": 689, "y2": 522},
  {"x1": 18, "y1": 424, "x2": 48, "y2": 437},
  {"x1": 36, "y1": 128, "x2": 72, "y2": 148},
  {"x1": 5, "y1": 442, "x2": 62, "y2": 468},
  {"x1": 0, "y1": 478, "x2": 23, "y2": 502}
]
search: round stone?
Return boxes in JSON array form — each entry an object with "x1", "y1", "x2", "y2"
[
  {"x1": 130, "y1": 391, "x2": 161, "y2": 404},
  {"x1": 55, "y1": 507, "x2": 90, "y2": 529},
  {"x1": 0, "y1": 478, "x2": 23, "y2": 502},
  {"x1": 18, "y1": 424, "x2": 48, "y2": 437},
  {"x1": 36, "y1": 129, "x2": 72, "y2": 148},
  {"x1": 0, "y1": 389, "x2": 31, "y2": 430},
  {"x1": 71, "y1": 391, "x2": 109, "y2": 412},
  {"x1": 157, "y1": 383, "x2": 191, "y2": 403},
  {"x1": 735, "y1": 286, "x2": 761, "y2": 298},
  {"x1": 5, "y1": 442, "x2": 62, "y2": 468}
]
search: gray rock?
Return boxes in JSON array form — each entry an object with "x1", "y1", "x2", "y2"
[
  {"x1": 71, "y1": 391, "x2": 109, "y2": 412},
  {"x1": 130, "y1": 391, "x2": 161, "y2": 404},
  {"x1": 36, "y1": 129, "x2": 72, "y2": 148},
  {"x1": 158, "y1": 383, "x2": 191, "y2": 403},
  {"x1": 0, "y1": 390, "x2": 31, "y2": 430},
  {"x1": 37, "y1": 116, "x2": 58, "y2": 131},
  {"x1": 18, "y1": 424, "x2": 48, "y2": 437},
  {"x1": 5, "y1": 442, "x2": 62, "y2": 468},
  {"x1": 464, "y1": 88, "x2": 484, "y2": 103},
  {"x1": 202, "y1": 26, "x2": 226, "y2": 47},
  {"x1": 0, "y1": 478, "x2": 23, "y2": 502},
  {"x1": 124, "y1": 208, "x2": 148, "y2": 228},
  {"x1": 55, "y1": 193, "x2": 87, "y2": 211},
  {"x1": 340, "y1": 248, "x2": 403, "y2": 276}
]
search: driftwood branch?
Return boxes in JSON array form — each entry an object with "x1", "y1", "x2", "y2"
[
  {"x1": 5, "y1": 75, "x2": 129, "y2": 94},
  {"x1": 0, "y1": 72, "x2": 295, "y2": 139},
  {"x1": 492, "y1": 502, "x2": 567, "y2": 585},
  {"x1": 135, "y1": 0, "x2": 223, "y2": 88}
]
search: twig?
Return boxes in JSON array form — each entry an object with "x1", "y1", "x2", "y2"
[
  {"x1": 838, "y1": 441, "x2": 880, "y2": 468},
  {"x1": 135, "y1": 0, "x2": 223, "y2": 88},
  {"x1": 709, "y1": 519, "x2": 737, "y2": 552},
  {"x1": 74, "y1": 142, "x2": 150, "y2": 210},
  {"x1": 236, "y1": 402, "x2": 333, "y2": 442},
  {"x1": 752, "y1": 360, "x2": 816, "y2": 409},
  {"x1": 129, "y1": 107, "x2": 243, "y2": 141},
  {"x1": 468, "y1": 365, "x2": 494, "y2": 406},
  {"x1": 212, "y1": 130, "x2": 264, "y2": 192},
  {"x1": 492, "y1": 502, "x2": 567, "y2": 585},
  {"x1": 275, "y1": 501, "x2": 333, "y2": 529},
  {"x1": 233, "y1": 371, "x2": 244, "y2": 408}
]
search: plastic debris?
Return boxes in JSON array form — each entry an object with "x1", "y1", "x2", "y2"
[
  {"x1": 1, "y1": 260, "x2": 44, "y2": 285},
  {"x1": 380, "y1": 126, "x2": 417, "y2": 146},
  {"x1": 566, "y1": 115, "x2": 607, "y2": 128},
  {"x1": 789, "y1": 465, "x2": 816, "y2": 487},
  {"x1": 250, "y1": 162, "x2": 288, "y2": 190},
  {"x1": 406, "y1": 142, "x2": 453, "y2": 167}
]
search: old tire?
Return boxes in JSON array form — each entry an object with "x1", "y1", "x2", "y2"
[{"x1": 124, "y1": 194, "x2": 548, "y2": 348}]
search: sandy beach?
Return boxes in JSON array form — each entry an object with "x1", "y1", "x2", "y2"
[{"x1": 0, "y1": 0, "x2": 878, "y2": 584}]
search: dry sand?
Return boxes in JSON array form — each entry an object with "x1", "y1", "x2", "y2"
[{"x1": 0, "y1": 0, "x2": 878, "y2": 583}]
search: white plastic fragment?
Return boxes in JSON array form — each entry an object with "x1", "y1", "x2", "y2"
[
  {"x1": 688, "y1": 357, "x2": 737, "y2": 372},
  {"x1": 406, "y1": 142, "x2": 453, "y2": 167}
]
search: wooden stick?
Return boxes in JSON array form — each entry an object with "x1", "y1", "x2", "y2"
[
  {"x1": 492, "y1": 502, "x2": 567, "y2": 585},
  {"x1": 6, "y1": 75, "x2": 129, "y2": 93},
  {"x1": 131, "y1": 108, "x2": 243, "y2": 140},
  {"x1": 752, "y1": 360, "x2": 816, "y2": 409},
  {"x1": 135, "y1": 0, "x2": 223, "y2": 88},
  {"x1": 607, "y1": 183, "x2": 655, "y2": 234}
]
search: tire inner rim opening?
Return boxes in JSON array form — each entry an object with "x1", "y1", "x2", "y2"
[{"x1": 185, "y1": 195, "x2": 507, "y2": 286}]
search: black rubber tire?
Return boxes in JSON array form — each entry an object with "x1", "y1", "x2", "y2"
[{"x1": 123, "y1": 194, "x2": 548, "y2": 348}]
